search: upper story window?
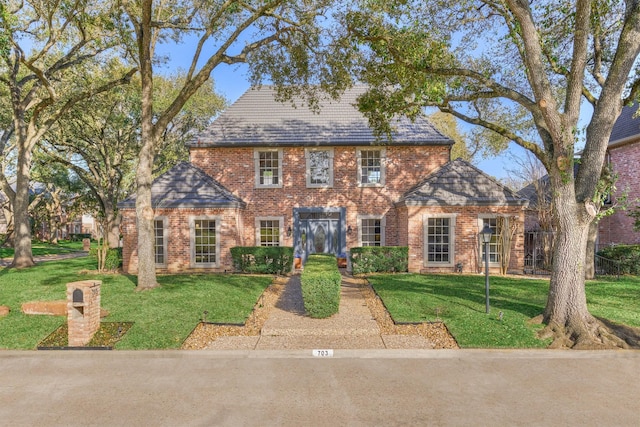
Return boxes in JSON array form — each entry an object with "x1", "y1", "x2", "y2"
[
  {"x1": 357, "y1": 148, "x2": 386, "y2": 186},
  {"x1": 254, "y1": 149, "x2": 283, "y2": 188},
  {"x1": 305, "y1": 148, "x2": 334, "y2": 188}
]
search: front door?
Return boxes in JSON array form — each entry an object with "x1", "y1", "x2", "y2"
[
  {"x1": 294, "y1": 208, "x2": 345, "y2": 263},
  {"x1": 308, "y1": 219, "x2": 338, "y2": 255}
]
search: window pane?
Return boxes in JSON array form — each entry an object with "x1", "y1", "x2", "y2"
[
  {"x1": 309, "y1": 151, "x2": 330, "y2": 184},
  {"x1": 361, "y1": 218, "x2": 382, "y2": 246},
  {"x1": 481, "y1": 218, "x2": 502, "y2": 264},
  {"x1": 154, "y1": 219, "x2": 164, "y2": 265},
  {"x1": 258, "y1": 151, "x2": 279, "y2": 185},
  {"x1": 259, "y1": 220, "x2": 280, "y2": 246},
  {"x1": 360, "y1": 150, "x2": 381, "y2": 184},
  {"x1": 426, "y1": 218, "x2": 450, "y2": 263},
  {"x1": 194, "y1": 219, "x2": 216, "y2": 264}
]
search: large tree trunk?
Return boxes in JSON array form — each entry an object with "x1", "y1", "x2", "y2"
[
  {"x1": 104, "y1": 199, "x2": 121, "y2": 248},
  {"x1": 11, "y1": 144, "x2": 34, "y2": 268},
  {"x1": 541, "y1": 176, "x2": 626, "y2": 349},
  {"x1": 134, "y1": 0, "x2": 159, "y2": 290},
  {"x1": 584, "y1": 221, "x2": 598, "y2": 280}
]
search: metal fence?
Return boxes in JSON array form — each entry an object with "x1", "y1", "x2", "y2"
[
  {"x1": 523, "y1": 231, "x2": 554, "y2": 275},
  {"x1": 524, "y1": 231, "x2": 621, "y2": 279}
]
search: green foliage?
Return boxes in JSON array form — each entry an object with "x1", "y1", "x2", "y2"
[
  {"x1": 0, "y1": 257, "x2": 271, "y2": 349},
  {"x1": 89, "y1": 247, "x2": 123, "y2": 271},
  {"x1": 350, "y1": 246, "x2": 408, "y2": 274},
  {"x1": 300, "y1": 254, "x2": 341, "y2": 318},
  {"x1": 230, "y1": 246, "x2": 294, "y2": 275},
  {"x1": 597, "y1": 245, "x2": 640, "y2": 275}
]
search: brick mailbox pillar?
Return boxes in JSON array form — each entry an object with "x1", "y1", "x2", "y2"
[{"x1": 67, "y1": 280, "x2": 102, "y2": 347}]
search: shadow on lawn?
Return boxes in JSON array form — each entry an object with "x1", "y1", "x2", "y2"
[{"x1": 372, "y1": 274, "x2": 546, "y2": 318}]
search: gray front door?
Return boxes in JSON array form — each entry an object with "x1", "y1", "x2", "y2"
[
  {"x1": 294, "y1": 208, "x2": 345, "y2": 263},
  {"x1": 308, "y1": 219, "x2": 339, "y2": 255}
]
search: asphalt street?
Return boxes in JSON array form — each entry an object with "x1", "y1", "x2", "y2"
[{"x1": 1, "y1": 349, "x2": 639, "y2": 426}]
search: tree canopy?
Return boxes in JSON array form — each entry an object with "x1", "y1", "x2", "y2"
[{"x1": 343, "y1": 0, "x2": 640, "y2": 348}]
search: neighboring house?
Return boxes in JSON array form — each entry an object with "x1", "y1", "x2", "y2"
[
  {"x1": 119, "y1": 86, "x2": 527, "y2": 274},
  {"x1": 597, "y1": 103, "x2": 640, "y2": 248}
]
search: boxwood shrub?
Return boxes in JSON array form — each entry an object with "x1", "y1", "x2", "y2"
[
  {"x1": 597, "y1": 245, "x2": 640, "y2": 275},
  {"x1": 350, "y1": 246, "x2": 408, "y2": 274},
  {"x1": 300, "y1": 254, "x2": 342, "y2": 318},
  {"x1": 230, "y1": 246, "x2": 294, "y2": 275}
]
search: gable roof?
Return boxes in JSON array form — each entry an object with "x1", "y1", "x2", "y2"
[
  {"x1": 517, "y1": 176, "x2": 551, "y2": 209},
  {"x1": 189, "y1": 86, "x2": 454, "y2": 148},
  {"x1": 398, "y1": 158, "x2": 528, "y2": 207},
  {"x1": 609, "y1": 103, "x2": 640, "y2": 147},
  {"x1": 118, "y1": 162, "x2": 245, "y2": 209}
]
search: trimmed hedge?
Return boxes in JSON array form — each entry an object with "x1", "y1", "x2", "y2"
[
  {"x1": 350, "y1": 246, "x2": 408, "y2": 274},
  {"x1": 230, "y1": 246, "x2": 294, "y2": 275},
  {"x1": 300, "y1": 254, "x2": 342, "y2": 318},
  {"x1": 597, "y1": 245, "x2": 640, "y2": 275}
]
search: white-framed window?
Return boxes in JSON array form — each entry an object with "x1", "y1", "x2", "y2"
[
  {"x1": 154, "y1": 217, "x2": 168, "y2": 267},
  {"x1": 478, "y1": 215, "x2": 502, "y2": 265},
  {"x1": 255, "y1": 216, "x2": 284, "y2": 246},
  {"x1": 254, "y1": 148, "x2": 283, "y2": 188},
  {"x1": 190, "y1": 216, "x2": 221, "y2": 268},
  {"x1": 423, "y1": 214, "x2": 456, "y2": 266},
  {"x1": 305, "y1": 148, "x2": 334, "y2": 188},
  {"x1": 358, "y1": 215, "x2": 386, "y2": 246},
  {"x1": 357, "y1": 148, "x2": 386, "y2": 186}
]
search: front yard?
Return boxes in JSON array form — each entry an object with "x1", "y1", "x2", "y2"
[
  {"x1": 368, "y1": 274, "x2": 640, "y2": 348},
  {"x1": 1, "y1": 256, "x2": 639, "y2": 350},
  {"x1": 0, "y1": 257, "x2": 271, "y2": 349}
]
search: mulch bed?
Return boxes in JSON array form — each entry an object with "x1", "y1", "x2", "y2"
[{"x1": 38, "y1": 322, "x2": 133, "y2": 349}]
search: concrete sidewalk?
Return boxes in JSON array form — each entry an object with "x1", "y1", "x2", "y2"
[{"x1": 206, "y1": 274, "x2": 441, "y2": 350}]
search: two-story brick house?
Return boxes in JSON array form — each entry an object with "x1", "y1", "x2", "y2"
[
  {"x1": 597, "y1": 102, "x2": 640, "y2": 247},
  {"x1": 119, "y1": 86, "x2": 527, "y2": 274}
]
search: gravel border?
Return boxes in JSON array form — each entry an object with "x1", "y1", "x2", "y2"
[{"x1": 182, "y1": 275, "x2": 459, "y2": 350}]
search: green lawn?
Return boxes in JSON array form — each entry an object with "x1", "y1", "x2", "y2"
[
  {"x1": 369, "y1": 274, "x2": 640, "y2": 348},
  {"x1": 0, "y1": 257, "x2": 272, "y2": 349},
  {"x1": 0, "y1": 240, "x2": 85, "y2": 259}
]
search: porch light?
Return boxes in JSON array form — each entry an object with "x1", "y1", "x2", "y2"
[
  {"x1": 347, "y1": 225, "x2": 352, "y2": 235},
  {"x1": 479, "y1": 223, "x2": 493, "y2": 314},
  {"x1": 286, "y1": 226, "x2": 292, "y2": 237}
]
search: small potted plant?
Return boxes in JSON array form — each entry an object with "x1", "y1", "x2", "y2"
[
  {"x1": 337, "y1": 252, "x2": 347, "y2": 268},
  {"x1": 294, "y1": 251, "x2": 303, "y2": 269}
]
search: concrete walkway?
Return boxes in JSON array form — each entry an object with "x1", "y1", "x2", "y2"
[{"x1": 207, "y1": 274, "x2": 438, "y2": 350}]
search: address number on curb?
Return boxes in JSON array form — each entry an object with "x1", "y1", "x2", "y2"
[{"x1": 312, "y1": 349, "x2": 334, "y2": 357}]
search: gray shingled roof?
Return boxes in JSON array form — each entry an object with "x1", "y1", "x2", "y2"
[
  {"x1": 610, "y1": 103, "x2": 640, "y2": 145},
  {"x1": 398, "y1": 158, "x2": 528, "y2": 207},
  {"x1": 189, "y1": 86, "x2": 454, "y2": 147},
  {"x1": 118, "y1": 162, "x2": 245, "y2": 209}
]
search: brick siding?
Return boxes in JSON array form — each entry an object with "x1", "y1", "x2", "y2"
[
  {"x1": 121, "y1": 144, "x2": 527, "y2": 274},
  {"x1": 598, "y1": 140, "x2": 640, "y2": 247}
]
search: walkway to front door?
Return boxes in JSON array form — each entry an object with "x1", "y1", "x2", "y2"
[{"x1": 184, "y1": 273, "x2": 459, "y2": 350}]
